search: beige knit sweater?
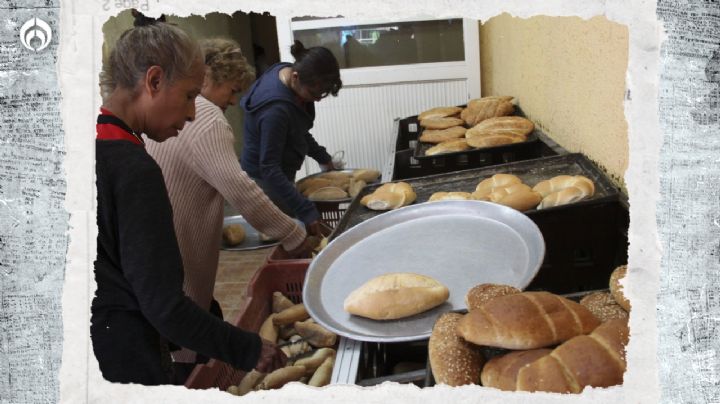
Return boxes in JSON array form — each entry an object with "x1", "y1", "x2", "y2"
[{"x1": 146, "y1": 96, "x2": 306, "y2": 361}]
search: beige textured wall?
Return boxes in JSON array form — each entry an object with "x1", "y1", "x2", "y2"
[{"x1": 480, "y1": 14, "x2": 629, "y2": 188}]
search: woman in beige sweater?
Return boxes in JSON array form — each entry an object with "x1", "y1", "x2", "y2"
[{"x1": 146, "y1": 38, "x2": 314, "y2": 365}]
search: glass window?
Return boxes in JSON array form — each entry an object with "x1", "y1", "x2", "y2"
[{"x1": 292, "y1": 19, "x2": 465, "y2": 69}]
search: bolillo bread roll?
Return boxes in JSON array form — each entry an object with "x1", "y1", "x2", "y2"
[
  {"x1": 480, "y1": 349, "x2": 552, "y2": 391},
  {"x1": 533, "y1": 175, "x2": 595, "y2": 209},
  {"x1": 580, "y1": 292, "x2": 629, "y2": 322},
  {"x1": 352, "y1": 169, "x2": 381, "y2": 183},
  {"x1": 429, "y1": 312, "x2": 485, "y2": 386},
  {"x1": 481, "y1": 183, "x2": 543, "y2": 211},
  {"x1": 473, "y1": 174, "x2": 523, "y2": 199},
  {"x1": 360, "y1": 182, "x2": 416, "y2": 211},
  {"x1": 222, "y1": 224, "x2": 246, "y2": 246},
  {"x1": 343, "y1": 273, "x2": 449, "y2": 320},
  {"x1": 428, "y1": 191, "x2": 473, "y2": 202},
  {"x1": 418, "y1": 106, "x2": 463, "y2": 121},
  {"x1": 467, "y1": 116, "x2": 534, "y2": 137},
  {"x1": 308, "y1": 186, "x2": 348, "y2": 201},
  {"x1": 419, "y1": 126, "x2": 467, "y2": 144},
  {"x1": 420, "y1": 116, "x2": 465, "y2": 129},
  {"x1": 456, "y1": 291, "x2": 601, "y2": 350},
  {"x1": 516, "y1": 318, "x2": 629, "y2": 393},
  {"x1": 425, "y1": 139, "x2": 470, "y2": 156},
  {"x1": 461, "y1": 96, "x2": 515, "y2": 126},
  {"x1": 465, "y1": 132, "x2": 527, "y2": 149}
]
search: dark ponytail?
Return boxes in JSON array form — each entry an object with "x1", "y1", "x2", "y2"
[
  {"x1": 290, "y1": 40, "x2": 342, "y2": 97},
  {"x1": 131, "y1": 9, "x2": 167, "y2": 27}
]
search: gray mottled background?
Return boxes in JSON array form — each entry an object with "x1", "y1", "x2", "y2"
[
  {"x1": 657, "y1": 0, "x2": 720, "y2": 403},
  {"x1": 1, "y1": 0, "x2": 720, "y2": 403},
  {"x1": 0, "y1": 1, "x2": 66, "y2": 404}
]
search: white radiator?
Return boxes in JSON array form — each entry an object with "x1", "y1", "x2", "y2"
[{"x1": 301, "y1": 79, "x2": 470, "y2": 175}]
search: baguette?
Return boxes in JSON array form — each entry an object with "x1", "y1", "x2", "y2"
[
  {"x1": 236, "y1": 370, "x2": 266, "y2": 395},
  {"x1": 293, "y1": 348, "x2": 336, "y2": 375},
  {"x1": 308, "y1": 357, "x2": 335, "y2": 387},
  {"x1": 272, "y1": 292, "x2": 294, "y2": 313},
  {"x1": 429, "y1": 313, "x2": 485, "y2": 386},
  {"x1": 294, "y1": 319, "x2": 338, "y2": 348},
  {"x1": 456, "y1": 291, "x2": 601, "y2": 350},
  {"x1": 273, "y1": 303, "x2": 310, "y2": 326},
  {"x1": 259, "y1": 314, "x2": 279, "y2": 343},
  {"x1": 516, "y1": 318, "x2": 629, "y2": 393},
  {"x1": 464, "y1": 283, "x2": 520, "y2": 310},
  {"x1": 609, "y1": 265, "x2": 631, "y2": 311},
  {"x1": 480, "y1": 349, "x2": 552, "y2": 391},
  {"x1": 343, "y1": 273, "x2": 449, "y2": 320},
  {"x1": 256, "y1": 365, "x2": 306, "y2": 390}
]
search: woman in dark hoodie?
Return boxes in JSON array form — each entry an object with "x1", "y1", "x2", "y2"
[{"x1": 240, "y1": 41, "x2": 342, "y2": 234}]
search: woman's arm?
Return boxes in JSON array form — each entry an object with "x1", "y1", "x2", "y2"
[
  {"x1": 115, "y1": 158, "x2": 262, "y2": 371},
  {"x1": 189, "y1": 118, "x2": 305, "y2": 251}
]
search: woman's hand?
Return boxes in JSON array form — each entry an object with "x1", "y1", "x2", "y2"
[
  {"x1": 306, "y1": 221, "x2": 332, "y2": 238},
  {"x1": 283, "y1": 235, "x2": 320, "y2": 258},
  {"x1": 254, "y1": 339, "x2": 288, "y2": 374}
]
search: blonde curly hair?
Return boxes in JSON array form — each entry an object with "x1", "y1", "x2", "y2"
[{"x1": 201, "y1": 38, "x2": 256, "y2": 90}]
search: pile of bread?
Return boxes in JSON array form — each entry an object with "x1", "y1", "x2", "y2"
[
  {"x1": 225, "y1": 292, "x2": 339, "y2": 396},
  {"x1": 429, "y1": 264, "x2": 631, "y2": 393},
  {"x1": 417, "y1": 96, "x2": 535, "y2": 156},
  {"x1": 428, "y1": 173, "x2": 596, "y2": 211},
  {"x1": 296, "y1": 169, "x2": 381, "y2": 201}
]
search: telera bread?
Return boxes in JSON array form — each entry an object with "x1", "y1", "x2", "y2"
[{"x1": 343, "y1": 273, "x2": 449, "y2": 320}]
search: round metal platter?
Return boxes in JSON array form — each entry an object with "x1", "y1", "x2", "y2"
[
  {"x1": 220, "y1": 215, "x2": 302, "y2": 251},
  {"x1": 302, "y1": 200, "x2": 545, "y2": 342}
]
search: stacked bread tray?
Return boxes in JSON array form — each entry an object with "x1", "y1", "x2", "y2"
[
  {"x1": 392, "y1": 109, "x2": 566, "y2": 181},
  {"x1": 332, "y1": 153, "x2": 628, "y2": 294}
]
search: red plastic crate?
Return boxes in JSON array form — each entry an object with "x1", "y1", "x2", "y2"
[
  {"x1": 185, "y1": 261, "x2": 309, "y2": 390},
  {"x1": 266, "y1": 245, "x2": 313, "y2": 264}
]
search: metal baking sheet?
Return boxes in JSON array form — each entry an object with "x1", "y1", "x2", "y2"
[
  {"x1": 296, "y1": 168, "x2": 381, "y2": 203},
  {"x1": 220, "y1": 215, "x2": 302, "y2": 251},
  {"x1": 332, "y1": 153, "x2": 620, "y2": 240},
  {"x1": 302, "y1": 200, "x2": 545, "y2": 342}
]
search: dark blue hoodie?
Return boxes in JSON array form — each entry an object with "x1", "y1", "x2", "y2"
[{"x1": 241, "y1": 62, "x2": 332, "y2": 225}]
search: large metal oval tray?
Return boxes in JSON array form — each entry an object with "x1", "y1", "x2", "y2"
[{"x1": 302, "y1": 200, "x2": 545, "y2": 342}]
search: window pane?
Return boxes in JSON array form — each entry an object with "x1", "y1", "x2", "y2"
[{"x1": 292, "y1": 19, "x2": 465, "y2": 69}]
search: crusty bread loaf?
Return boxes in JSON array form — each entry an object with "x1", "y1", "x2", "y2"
[
  {"x1": 293, "y1": 348, "x2": 336, "y2": 376},
  {"x1": 308, "y1": 186, "x2": 348, "y2": 201},
  {"x1": 308, "y1": 356, "x2": 335, "y2": 387},
  {"x1": 580, "y1": 292, "x2": 629, "y2": 322},
  {"x1": 467, "y1": 116, "x2": 534, "y2": 137},
  {"x1": 428, "y1": 191, "x2": 473, "y2": 202},
  {"x1": 259, "y1": 314, "x2": 279, "y2": 343},
  {"x1": 352, "y1": 169, "x2": 381, "y2": 183},
  {"x1": 360, "y1": 182, "x2": 416, "y2": 211},
  {"x1": 272, "y1": 292, "x2": 294, "y2": 313},
  {"x1": 294, "y1": 319, "x2": 337, "y2": 348},
  {"x1": 420, "y1": 116, "x2": 465, "y2": 129},
  {"x1": 465, "y1": 132, "x2": 527, "y2": 149},
  {"x1": 343, "y1": 273, "x2": 449, "y2": 320},
  {"x1": 461, "y1": 96, "x2": 515, "y2": 126},
  {"x1": 481, "y1": 183, "x2": 543, "y2": 211},
  {"x1": 418, "y1": 106, "x2": 463, "y2": 121},
  {"x1": 516, "y1": 318, "x2": 629, "y2": 393},
  {"x1": 474, "y1": 174, "x2": 523, "y2": 199},
  {"x1": 419, "y1": 126, "x2": 467, "y2": 144},
  {"x1": 273, "y1": 303, "x2": 310, "y2": 326},
  {"x1": 348, "y1": 178, "x2": 366, "y2": 198},
  {"x1": 256, "y1": 365, "x2": 306, "y2": 390},
  {"x1": 429, "y1": 312, "x2": 485, "y2": 386},
  {"x1": 480, "y1": 349, "x2": 552, "y2": 391},
  {"x1": 465, "y1": 283, "x2": 521, "y2": 310},
  {"x1": 236, "y1": 370, "x2": 266, "y2": 395},
  {"x1": 456, "y1": 291, "x2": 601, "y2": 350},
  {"x1": 425, "y1": 139, "x2": 470, "y2": 156},
  {"x1": 222, "y1": 224, "x2": 246, "y2": 246},
  {"x1": 609, "y1": 265, "x2": 630, "y2": 311}
]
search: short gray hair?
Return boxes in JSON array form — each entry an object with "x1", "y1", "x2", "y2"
[{"x1": 99, "y1": 23, "x2": 201, "y2": 101}]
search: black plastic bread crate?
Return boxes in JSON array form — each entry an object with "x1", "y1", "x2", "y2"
[
  {"x1": 394, "y1": 116, "x2": 422, "y2": 152},
  {"x1": 331, "y1": 153, "x2": 628, "y2": 295}
]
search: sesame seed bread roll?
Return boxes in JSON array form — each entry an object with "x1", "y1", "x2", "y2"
[{"x1": 429, "y1": 312, "x2": 485, "y2": 386}]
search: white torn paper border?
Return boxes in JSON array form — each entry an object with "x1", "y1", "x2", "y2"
[{"x1": 13, "y1": 0, "x2": 705, "y2": 402}]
